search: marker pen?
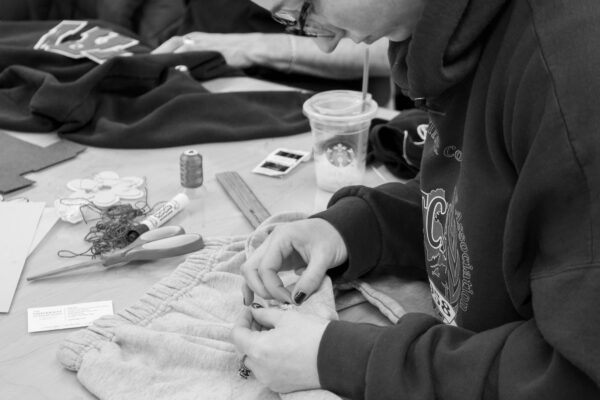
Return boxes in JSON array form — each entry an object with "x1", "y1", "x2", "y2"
[{"x1": 126, "y1": 192, "x2": 189, "y2": 242}]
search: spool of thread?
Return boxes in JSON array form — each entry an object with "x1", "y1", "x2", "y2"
[{"x1": 180, "y1": 149, "x2": 203, "y2": 189}]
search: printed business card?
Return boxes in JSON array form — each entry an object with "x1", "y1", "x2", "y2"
[{"x1": 27, "y1": 300, "x2": 113, "y2": 333}]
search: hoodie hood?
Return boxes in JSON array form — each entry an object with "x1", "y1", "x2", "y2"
[{"x1": 389, "y1": 0, "x2": 509, "y2": 101}]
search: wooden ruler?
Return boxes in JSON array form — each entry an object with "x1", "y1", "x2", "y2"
[{"x1": 216, "y1": 171, "x2": 271, "y2": 228}]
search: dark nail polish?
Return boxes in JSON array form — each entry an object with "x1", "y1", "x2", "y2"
[
  {"x1": 251, "y1": 303, "x2": 263, "y2": 309},
  {"x1": 293, "y1": 292, "x2": 306, "y2": 305}
]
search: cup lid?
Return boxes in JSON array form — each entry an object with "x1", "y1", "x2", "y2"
[{"x1": 303, "y1": 90, "x2": 378, "y2": 122}]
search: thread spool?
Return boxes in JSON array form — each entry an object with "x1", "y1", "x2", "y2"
[{"x1": 180, "y1": 149, "x2": 203, "y2": 188}]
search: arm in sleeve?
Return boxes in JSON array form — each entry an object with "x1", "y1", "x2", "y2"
[
  {"x1": 315, "y1": 151, "x2": 600, "y2": 400},
  {"x1": 250, "y1": 35, "x2": 390, "y2": 79},
  {"x1": 312, "y1": 177, "x2": 425, "y2": 281},
  {"x1": 318, "y1": 309, "x2": 599, "y2": 400}
]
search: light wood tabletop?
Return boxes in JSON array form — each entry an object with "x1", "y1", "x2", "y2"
[{"x1": 0, "y1": 77, "x2": 398, "y2": 399}]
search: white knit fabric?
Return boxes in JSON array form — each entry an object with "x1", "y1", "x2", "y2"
[
  {"x1": 58, "y1": 213, "x2": 340, "y2": 400},
  {"x1": 58, "y1": 213, "x2": 433, "y2": 400}
]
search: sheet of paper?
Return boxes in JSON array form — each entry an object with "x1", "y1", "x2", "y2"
[
  {"x1": 28, "y1": 207, "x2": 59, "y2": 256},
  {"x1": 0, "y1": 201, "x2": 45, "y2": 313},
  {"x1": 28, "y1": 300, "x2": 113, "y2": 333}
]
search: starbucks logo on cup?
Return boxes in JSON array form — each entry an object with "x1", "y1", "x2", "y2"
[{"x1": 326, "y1": 142, "x2": 355, "y2": 167}]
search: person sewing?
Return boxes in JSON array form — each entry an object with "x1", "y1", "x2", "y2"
[
  {"x1": 151, "y1": 0, "x2": 396, "y2": 106},
  {"x1": 231, "y1": 0, "x2": 600, "y2": 398}
]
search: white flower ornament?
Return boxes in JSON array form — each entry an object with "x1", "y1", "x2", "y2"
[
  {"x1": 66, "y1": 171, "x2": 145, "y2": 207},
  {"x1": 55, "y1": 171, "x2": 145, "y2": 223}
]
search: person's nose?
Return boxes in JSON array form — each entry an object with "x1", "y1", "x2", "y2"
[{"x1": 313, "y1": 35, "x2": 342, "y2": 53}]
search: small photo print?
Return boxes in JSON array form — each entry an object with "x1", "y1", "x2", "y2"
[
  {"x1": 261, "y1": 161, "x2": 290, "y2": 172},
  {"x1": 275, "y1": 150, "x2": 304, "y2": 160},
  {"x1": 252, "y1": 148, "x2": 310, "y2": 177}
]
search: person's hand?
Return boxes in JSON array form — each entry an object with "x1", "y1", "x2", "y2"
[
  {"x1": 241, "y1": 218, "x2": 348, "y2": 305},
  {"x1": 231, "y1": 306, "x2": 329, "y2": 393},
  {"x1": 152, "y1": 32, "x2": 267, "y2": 68}
]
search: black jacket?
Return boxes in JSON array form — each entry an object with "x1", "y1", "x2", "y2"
[{"x1": 0, "y1": 20, "x2": 310, "y2": 148}]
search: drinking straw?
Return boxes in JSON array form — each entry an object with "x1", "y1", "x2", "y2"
[{"x1": 361, "y1": 46, "x2": 370, "y2": 112}]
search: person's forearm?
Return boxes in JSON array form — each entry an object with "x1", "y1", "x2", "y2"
[
  {"x1": 319, "y1": 313, "x2": 600, "y2": 400},
  {"x1": 313, "y1": 178, "x2": 425, "y2": 280},
  {"x1": 254, "y1": 34, "x2": 390, "y2": 79}
]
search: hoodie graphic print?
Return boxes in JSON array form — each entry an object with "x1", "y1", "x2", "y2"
[{"x1": 420, "y1": 120, "x2": 475, "y2": 326}]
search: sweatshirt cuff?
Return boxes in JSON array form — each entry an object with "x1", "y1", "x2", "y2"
[
  {"x1": 312, "y1": 196, "x2": 381, "y2": 280},
  {"x1": 318, "y1": 320, "x2": 383, "y2": 399}
]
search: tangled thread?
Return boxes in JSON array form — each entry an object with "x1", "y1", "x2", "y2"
[{"x1": 57, "y1": 194, "x2": 162, "y2": 259}]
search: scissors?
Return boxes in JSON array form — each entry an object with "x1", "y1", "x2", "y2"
[{"x1": 27, "y1": 225, "x2": 204, "y2": 281}]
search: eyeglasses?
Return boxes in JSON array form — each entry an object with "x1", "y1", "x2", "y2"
[{"x1": 271, "y1": 1, "x2": 316, "y2": 37}]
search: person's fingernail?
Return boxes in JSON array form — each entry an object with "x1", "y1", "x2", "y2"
[
  {"x1": 293, "y1": 292, "x2": 306, "y2": 305},
  {"x1": 251, "y1": 303, "x2": 263, "y2": 309},
  {"x1": 243, "y1": 297, "x2": 249, "y2": 306}
]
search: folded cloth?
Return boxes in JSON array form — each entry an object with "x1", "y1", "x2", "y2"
[
  {"x1": 58, "y1": 213, "x2": 432, "y2": 399},
  {"x1": 0, "y1": 20, "x2": 311, "y2": 149},
  {"x1": 335, "y1": 275, "x2": 434, "y2": 325}
]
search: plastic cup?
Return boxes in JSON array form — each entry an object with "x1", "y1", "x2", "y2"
[{"x1": 303, "y1": 90, "x2": 378, "y2": 192}]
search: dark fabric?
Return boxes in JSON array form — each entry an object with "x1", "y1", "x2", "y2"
[
  {"x1": 367, "y1": 109, "x2": 429, "y2": 179},
  {"x1": 0, "y1": 0, "x2": 401, "y2": 106},
  {"x1": 0, "y1": 0, "x2": 98, "y2": 21},
  {"x1": 0, "y1": 20, "x2": 311, "y2": 148},
  {"x1": 6, "y1": 0, "x2": 396, "y2": 105},
  {"x1": 0, "y1": 132, "x2": 85, "y2": 193},
  {"x1": 179, "y1": 0, "x2": 280, "y2": 35},
  {"x1": 98, "y1": 0, "x2": 186, "y2": 46},
  {"x1": 316, "y1": 0, "x2": 600, "y2": 398},
  {"x1": 0, "y1": 0, "x2": 184, "y2": 47}
]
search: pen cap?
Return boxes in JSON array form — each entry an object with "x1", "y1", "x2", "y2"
[{"x1": 126, "y1": 223, "x2": 149, "y2": 243}]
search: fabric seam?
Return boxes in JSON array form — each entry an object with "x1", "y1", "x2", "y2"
[
  {"x1": 525, "y1": 0, "x2": 595, "y2": 263},
  {"x1": 530, "y1": 263, "x2": 600, "y2": 280}
]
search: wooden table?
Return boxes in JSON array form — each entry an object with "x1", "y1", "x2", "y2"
[{"x1": 0, "y1": 77, "x2": 398, "y2": 399}]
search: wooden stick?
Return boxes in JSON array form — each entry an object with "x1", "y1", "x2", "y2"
[{"x1": 216, "y1": 172, "x2": 270, "y2": 228}]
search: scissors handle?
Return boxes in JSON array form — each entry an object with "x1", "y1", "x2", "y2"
[
  {"x1": 102, "y1": 225, "x2": 186, "y2": 265},
  {"x1": 119, "y1": 226, "x2": 185, "y2": 253},
  {"x1": 103, "y1": 233, "x2": 204, "y2": 267}
]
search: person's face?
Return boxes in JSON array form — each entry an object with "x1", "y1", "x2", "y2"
[{"x1": 252, "y1": 0, "x2": 425, "y2": 52}]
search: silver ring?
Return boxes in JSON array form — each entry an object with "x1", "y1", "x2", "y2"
[
  {"x1": 238, "y1": 354, "x2": 251, "y2": 379},
  {"x1": 182, "y1": 35, "x2": 195, "y2": 46}
]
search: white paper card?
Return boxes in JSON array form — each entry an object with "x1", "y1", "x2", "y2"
[
  {"x1": 28, "y1": 300, "x2": 113, "y2": 333},
  {"x1": 0, "y1": 201, "x2": 45, "y2": 313},
  {"x1": 29, "y1": 207, "x2": 59, "y2": 255}
]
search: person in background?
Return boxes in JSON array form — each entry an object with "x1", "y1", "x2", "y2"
[
  {"x1": 231, "y1": 0, "x2": 600, "y2": 398},
  {"x1": 0, "y1": 0, "x2": 409, "y2": 107},
  {"x1": 152, "y1": 0, "x2": 397, "y2": 107}
]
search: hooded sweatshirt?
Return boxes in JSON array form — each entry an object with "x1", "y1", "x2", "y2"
[{"x1": 314, "y1": 0, "x2": 600, "y2": 398}]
